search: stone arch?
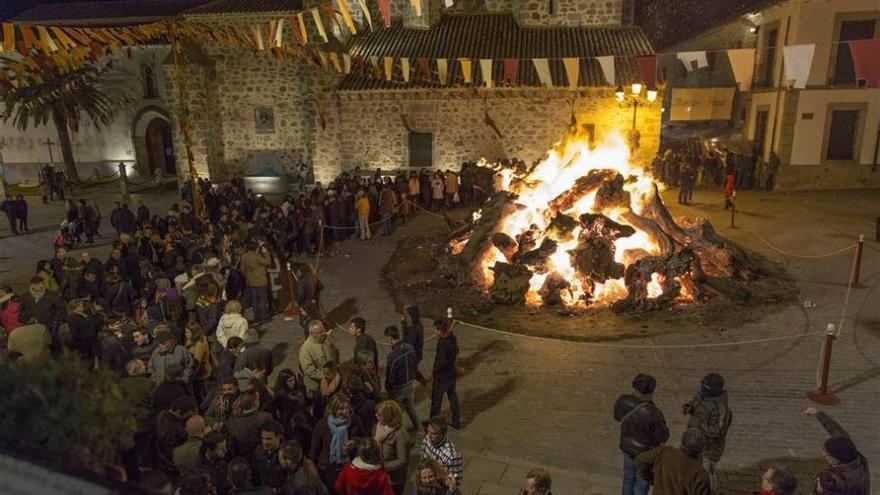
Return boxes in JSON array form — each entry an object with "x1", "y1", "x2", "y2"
[{"x1": 131, "y1": 105, "x2": 175, "y2": 177}]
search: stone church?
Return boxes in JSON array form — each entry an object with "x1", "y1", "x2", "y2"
[{"x1": 2, "y1": 0, "x2": 660, "y2": 184}]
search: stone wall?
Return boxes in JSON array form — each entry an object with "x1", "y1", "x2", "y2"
[
  {"x1": 336, "y1": 88, "x2": 660, "y2": 172},
  {"x1": 515, "y1": 0, "x2": 622, "y2": 26}
]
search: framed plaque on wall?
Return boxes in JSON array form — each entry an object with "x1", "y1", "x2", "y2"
[{"x1": 254, "y1": 107, "x2": 275, "y2": 134}]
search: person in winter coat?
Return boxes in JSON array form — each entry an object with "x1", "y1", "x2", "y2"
[
  {"x1": 240, "y1": 242, "x2": 271, "y2": 323},
  {"x1": 148, "y1": 330, "x2": 194, "y2": 384},
  {"x1": 279, "y1": 439, "x2": 326, "y2": 494},
  {"x1": 184, "y1": 323, "x2": 213, "y2": 405},
  {"x1": 116, "y1": 203, "x2": 138, "y2": 235},
  {"x1": 614, "y1": 373, "x2": 671, "y2": 495},
  {"x1": 738, "y1": 466, "x2": 797, "y2": 495},
  {"x1": 407, "y1": 459, "x2": 461, "y2": 495},
  {"x1": 216, "y1": 299, "x2": 248, "y2": 348},
  {"x1": 682, "y1": 372, "x2": 732, "y2": 492},
  {"x1": 311, "y1": 394, "x2": 365, "y2": 493},
  {"x1": 430, "y1": 319, "x2": 460, "y2": 429},
  {"x1": 635, "y1": 429, "x2": 711, "y2": 495},
  {"x1": 299, "y1": 320, "x2": 336, "y2": 399},
  {"x1": 226, "y1": 391, "x2": 274, "y2": 459},
  {"x1": 235, "y1": 328, "x2": 274, "y2": 377},
  {"x1": 335, "y1": 437, "x2": 394, "y2": 495},
  {"x1": 379, "y1": 185, "x2": 397, "y2": 236},
  {"x1": 374, "y1": 400, "x2": 411, "y2": 495},
  {"x1": 8, "y1": 313, "x2": 51, "y2": 362},
  {"x1": 401, "y1": 305, "x2": 426, "y2": 385},
  {"x1": 66, "y1": 298, "x2": 101, "y2": 364},
  {"x1": 19, "y1": 276, "x2": 66, "y2": 331},
  {"x1": 803, "y1": 407, "x2": 870, "y2": 495},
  {"x1": 0, "y1": 286, "x2": 22, "y2": 335},
  {"x1": 384, "y1": 326, "x2": 419, "y2": 433}
]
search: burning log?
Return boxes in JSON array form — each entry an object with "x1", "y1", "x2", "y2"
[
  {"x1": 547, "y1": 213, "x2": 578, "y2": 242},
  {"x1": 593, "y1": 173, "x2": 632, "y2": 212},
  {"x1": 489, "y1": 262, "x2": 532, "y2": 304},
  {"x1": 513, "y1": 238, "x2": 558, "y2": 272},
  {"x1": 539, "y1": 272, "x2": 571, "y2": 306},
  {"x1": 612, "y1": 250, "x2": 696, "y2": 313},
  {"x1": 491, "y1": 232, "x2": 518, "y2": 261},
  {"x1": 579, "y1": 213, "x2": 636, "y2": 239},
  {"x1": 570, "y1": 237, "x2": 624, "y2": 283},
  {"x1": 548, "y1": 169, "x2": 616, "y2": 212}
]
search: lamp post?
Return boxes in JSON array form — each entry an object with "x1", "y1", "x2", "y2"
[{"x1": 615, "y1": 83, "x2": 658, "y2": 152}]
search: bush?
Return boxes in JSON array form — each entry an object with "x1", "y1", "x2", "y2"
[{"x1": 0, "y1": 353, "x2": 136, "y2": 470}]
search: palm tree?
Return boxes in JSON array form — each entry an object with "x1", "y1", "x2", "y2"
[{"x1": 1, "y1": 62, "x2": 122, "y2": 183}]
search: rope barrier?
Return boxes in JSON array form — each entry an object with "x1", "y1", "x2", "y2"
[
  {"x1": 454, "y1": 319, "x2": 825, "y2": 349},
  {"x1": 404, "y1": 198, "x2": 448, "y2": 220}
]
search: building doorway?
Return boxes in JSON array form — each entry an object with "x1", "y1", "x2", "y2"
[{"x1": 145, "y1": 117, "x2": 176, "y2": 175}]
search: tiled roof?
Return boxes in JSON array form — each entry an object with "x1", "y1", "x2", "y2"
[
  {"x1": 185, "y1": 0, "x2": 303, "y2": 16},
  {"x1": 12, "y1": 0, "x2": 214, "y2": 24},
  {"x1": 339, "y1": 14, "x2": 654, "y2": 91}
]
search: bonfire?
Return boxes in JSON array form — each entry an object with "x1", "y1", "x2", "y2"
[{"x1": 444, "y1": 131, "x2": 756, "y2": 313}]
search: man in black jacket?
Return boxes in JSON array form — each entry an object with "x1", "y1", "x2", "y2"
[
  {"x1": 402, "y1": 305, "x2": 427, "y2": 385},
  {"x1": 384, "y1": 325, "x2": 420, "y2": 433},
  {"x1": 804, "y1": 407, "x2": 870, "y2": 495},
  {"x1": 19, "y1": 277, "x2": 67, "y2": 345},
  {"x1": 430, "y1": 319, "x2": 460, "y2": 429},
  {"x1": 614, "y1": 373, "x2": 670, "y2": 495}
]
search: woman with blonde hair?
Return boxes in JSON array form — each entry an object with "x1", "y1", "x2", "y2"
[
  {"x1": 375, "y1": 400, "x2": 411, "y2": 495},
  {"x1": 185, "y1": 323, "x2": 213, "y2": 404},
  {"x1": 216, "y1": 299, "x2": 248, "y2": 348},
  {"x1": 408, "y1": 458, "x2": 460, "y2": 495},
  {"x1": 310, "y1": 393, "x2": 365, "y2": 493}
]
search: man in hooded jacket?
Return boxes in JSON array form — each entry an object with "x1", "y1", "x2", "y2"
[
  {"x1": 804, "y1": 407, "x2": 870, "y2": 495},
  {"x1": 402, "y1": 305, "x2": 427, "y2": 385},
  {"x1": 682, "y1": 372, "x2": 732, "y2": 493}
]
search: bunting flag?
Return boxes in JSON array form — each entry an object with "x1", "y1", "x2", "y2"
[
  {"x1": 418, "y1": 57, "x2": 431, "y2": 81},
  {"x1": 336, "y1": 0, "x2": 357, "y2": 34},
  {"x1": 533, "y1": 58, "x2": 552, "y2": 88},
  {"x1": 369, "y1": 55, "x2": 378, "y2": 72},
  {"x1": 343, "y1": 53, "x2": 352, "y2": 74},
  {"x1": 317, "y1": 50, "x2": 329, "y2": 68},
  {"x1": 410, "y1": 0, "x2": 422, "y2": 17},
  {"x1": 378, "y1": 0, "x2": 392, "y2": 28},
  {"x1": 503, "y1": 59, "x2": 518, "y2": 86},
  {"x1": 355, "y1": 54, "x2": 365, "y2": 73},
  {"x1": 401, "y1": 58, "x2": 411, "y2": 82},
  {"x1": 726, "y1": 48, "x2": 755, "y2": 91},
  {"x1": 2, "y1": 23, "x2": 15, "y2": 52},
  {"x1": 311, "y1": 8, "x2": 328, "y2": 43},
  {"x1": 485, "y1": 110, "x2": 503, "y2": 138},
  {"x1": 437, "y1": 58, "x2": 448, "y2": 85},
  {"x1": 782, "y1": 44, "x2": 815, "y2": 89},
  {"x1": 324, "y1": 3, "x2": 341, "y2": 34},
  {"x1": 562, "y1": 57, "x2": 579, "y2": 89},
  {"x1": 297, "y1": 13, "x2": 308, "y2": 44},
  {"x1": 250, "y1": 25, "x2": 265, "y2": 50},
  {"x1": 443, "y1": 0, "x2": 454, "y2": 6},
  {"x1": 677, "y1": 51, "x2": 708, "y2": 71},
  {"x1": 459, "y1": 58, "x2": 472, "y2": 84},
  {"x1": 289, "y1": 16, "x2": 304, "y2": 45},
  {"x1": 596, "y1": 55, "x2": 615, "y2": 86},
  {"x1": 329, "y1": 51, "x2": 342, "y2": 72},
  {"x1": 479, "y1": 59, "x2": 493, "y2": 87},
  {"x1": 273, "y1": 19, "x2": 284, "y2": 48},
  {"x1": 635, "y1": 55, "x2": 657, "y2": 89},
  {"x1": 36, "y1": 26, "x2": 58, "y2": 52},
  {"x1": 849, "y1": 38, "x2": 880, "y2": 88},
  {"x1": 384, "y1": 56, "x2": 394, "y2": 81},
  {"x1": 356, "y1": 0, "x2": 373, "y2": 31}
]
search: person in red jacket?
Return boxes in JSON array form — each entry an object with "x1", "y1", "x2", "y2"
[
  {"x1": 335, "y1": 437, "x2": 394, "y2": 495},
  {"x1": 740, "y1": 466, "x2": 797, "y2": 495}
]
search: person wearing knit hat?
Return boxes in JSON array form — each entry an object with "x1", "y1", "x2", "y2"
[
  {"x1": 682, "y1": 372, "x2": 733, "y2": 493},
  {"x1": 614, "y1": 373, "x2": 670, "y2": 495},
  {"x1": 803, "y1": 407, "x2": 870, "y2": 495},
  {"x1": 634, "y1": 429, "x2": 711, "y2": 495}
]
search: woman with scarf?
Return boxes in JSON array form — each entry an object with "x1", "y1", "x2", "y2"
[
  {"x1": 375, "y1": 400, "x2": 411, "y2": 495},
  {"x1": 335, "y1": 437, "x2": 394, "y2": 495},
  {"x1": 310, "y1": 393, "x2": 365, "y2": 494}
]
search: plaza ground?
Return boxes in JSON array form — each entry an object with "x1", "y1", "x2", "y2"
[{"x1": 1, "y1": 184, "x2": 878, "y2": 494}]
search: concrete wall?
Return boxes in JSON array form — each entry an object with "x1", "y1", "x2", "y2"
[
  {"x1": 335, "y1": 88, "x2": 660, "y2": 172},
  {"x1": 0, "y1": 47, "x2": 172, "y2": 183}
]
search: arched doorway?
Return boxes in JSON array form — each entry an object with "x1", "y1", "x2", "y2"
[
  {"x1": 131, "y1": 106, "x2": 176, "y2": 176},
  {"x1": 145, "y1": 118, "x2": 176, "y2": 175}
]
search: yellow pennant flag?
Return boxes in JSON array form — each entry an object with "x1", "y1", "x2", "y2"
[
  {"x1": 410, "y1": 0, "x2": 422, "y2": 17},
  {"x1": 2, "y1": 23, "x2": 14, "y2": 52},
  {"x1": 19, "y1": 25, "x2": 39, "y2": 53},
  {"x1": 36, "y1": 26, "x2": 58, "y2": 53},
  {"x1": 336, "y1": 0, "x2": 357, "y2": 35},
  {"x1": 533, "y1": 58, "x2": 553, "y2": 88},
  {"x1": 356, "y1": 0, "x2": 373, "y2": 31},
  {"x1": 329, "y1": 51, "x2": 342, "y2": 72},
  {"x1": 384, "y1": 56, "x2": 394, "y2": 81},
  {"x1": 562, "y1": 57, "x2": 579, "y2": 89},
  {"x1": 401, "y1": 58, "x2": 411, "y2": 82},
  {"x1": 251, "y1": 25, "x2": 265, "y2": 50},
  {"x1": 437, "y1": 58, "x2": 448, "y2": 85},
  {"x1": 311, "y1": 8, "x2": 329, "y2": 43},
  {"x1": 459, "y1": 58, "x2": 472, "y2": 84},
  {"x1": 50, "y1": 27, "x2": 77, "y2": 49},
  {"x1": 297, "y1": 13, "x2": 309, "y2": 44}
]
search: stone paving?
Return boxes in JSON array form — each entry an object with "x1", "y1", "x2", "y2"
[{"x1": 1, "y1": 185, "x2": 878, "y2": 494}]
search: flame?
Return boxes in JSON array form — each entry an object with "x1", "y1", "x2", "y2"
[{"x1": 474, "y1": 131, "x2": 666, "y2": 307}]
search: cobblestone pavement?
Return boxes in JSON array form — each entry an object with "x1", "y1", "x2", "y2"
[{"x1": 2, "y1": 186, "x2": 878, "y2": 494}]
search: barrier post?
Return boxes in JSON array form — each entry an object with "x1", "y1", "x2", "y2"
[
  {"x1": 317, "y1": 220, "x2": 325, "y2": 256},
  {"x1": 283, "y1": 262, "x2": 300, "y2": 321},
  {"x1": 849, "y1": 234, "x2": 864, "y2": 288},
  {"x1": 729, "y1": 197, "x2": 736, "y2": 228},
  {"x1": 447, "y1": 307, "x2": 454, "y2": 332},
  {"x1": 807, "y1": 323, "x2": 840, "y2": 405}
]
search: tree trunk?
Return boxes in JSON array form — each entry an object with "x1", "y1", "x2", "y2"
[{"x1": 50, "y1": 105, "x2": 79, "y2": 183}]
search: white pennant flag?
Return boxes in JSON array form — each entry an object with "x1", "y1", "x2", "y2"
[
  {"x1": 533, "y1": 58, "x2": 553, "y2": 88},
  {"x1": 274, "y1": 18, "x2": 284, "y2": 48},
  {"x1": 479, "y1": 59, "x2": 493, "y2": 87},
  {"x1": 343, "y1": 53, "x2": 352, "y2": 74},
  {"x1": 677, "y1": 51, "x2": 708, "y2": 71},
  {"x1": 783, "y1": 44, "x2": 815, "y2": 89},
  {"x1": 443, "y1": 0, "x2": 454, "y2": 6},
  {"x1": 401, "y1": 58, "x2": 411, "y2": 83},
  {"x1": 311, "y1": 8, "x2": 328, "y2": 43},
  {"x1": 437, "y1": 58, "x2": 448, "y2": 85},
  {"x1": 356, "y1": 0, "x2": 373, "y2": 30},
  {"x1": 562, "y1": 57, "x2": 579, "y2": 89},
  {"x1": 596, "y1": 55, "x2": 615, "y2": 86},
  {"x1": 726, "y1": 48, "x2": 755, "y2": 91}
]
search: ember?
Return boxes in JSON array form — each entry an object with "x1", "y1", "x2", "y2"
[{"x1": 445, "y1": 130, "x2": 756, "y2": 312}]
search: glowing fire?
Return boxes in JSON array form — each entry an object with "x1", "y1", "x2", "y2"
[{"x1": 474, "y1": 131, "x2": 665, "y2": 307}]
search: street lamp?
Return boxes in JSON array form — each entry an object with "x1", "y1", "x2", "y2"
[{"x1": 615, "y1": 83, "x2": 658, "y2": 152}]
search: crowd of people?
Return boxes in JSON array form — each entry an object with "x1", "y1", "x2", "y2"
[{"x1": 0, "y1": 163, "x2": 869, "y2": 495}]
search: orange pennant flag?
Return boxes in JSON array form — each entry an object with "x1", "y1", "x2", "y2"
[
  {"x1": 289, "y1": 16, "x2": 304, "y2": 45},
  {"x1": 1, "y1": 23, "x2": 14, "y2": 52},
  {"x1": 50, "y1": 27, "x2": 77, "y2": 49},
  {"x1": 297, "y1": 12, "x2": 309, "y2": 44},
  {"x1": 329, "y1": 51, "x2": 342, "y2": 72},
  {"x1": 336, "y1": 0, "x2": 357, "y2": 34},
  {"x1": 36, "y1": 26, "x2": 59, "y2": 53},
  {"x1": 19, "y1": 25, "x2": 39, "y2": 53}
]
